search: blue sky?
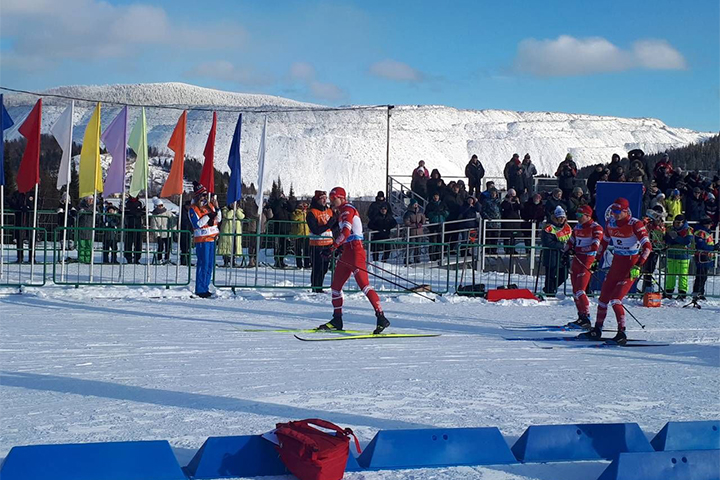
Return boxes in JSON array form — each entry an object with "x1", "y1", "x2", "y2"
[{"x1": 1, "y1": 0, "x2": 718, "y2": 131}]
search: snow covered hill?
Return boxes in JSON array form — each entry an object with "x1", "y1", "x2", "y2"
[{"x1": 4, "y1": 82, "x2": 714, "y2": 197}]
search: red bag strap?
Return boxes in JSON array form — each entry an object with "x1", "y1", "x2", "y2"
[{"x1": 298, "y1": 419, "x2": 363, "y2": 455}]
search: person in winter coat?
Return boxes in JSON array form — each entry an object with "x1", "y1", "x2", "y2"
[
  {"x1": 504, "y1": 154, "x2": 521, "y2": 189},
  {"x1": 465, "y1": 154, "x2": 485, "y2": 197},
  {"x1": 102, "y1": 204, "x2": 121, "y2": 264},
  {"x1": 705, "y1": 193, "x2": 718, "y2": 223},
  {"x1": 521, "y1": 154, "x2": 537, "y2": 199},
  {"x1": 628, "y1": 159, "x2": 647, "y2": 185},
  {"x1": 555, "y1": 153, "x2": 578, "y2": 200},
  {"x1": 56, "y1": 192, "x2": 78, "y2": 256},
  {"x1": 649, "y1": 193, "x2": 666, "y2": 213},
  {"x1": 500, "y1": 189, "x2": 522, "y2": 246},
  {"x1": 541, "y1": 206, "x2": 572, "y2": 295},
  {"x1": 481, "y1": 188, "x2": 502, "y2": 254},
  {"x1": 426, "y1": 169, "x2": 446, "y2": 201},
  {"x1": 180, "y1": 201, "x2": 193, "y2": 266},
  {"x1": 567, "y1": 187, "x2": 589, "y2": 216},
  {"x1": 189, "y1": 183, "x2": 221, "y2": 298},
  {"x1": 290, "y1": 202, "x2": 311, "y2": 269},
  {"x1": 665, "y1": 189, "x2": 683, "y2": 219},
  {"x1": 403, "y1": 199, "x2": 427, "y2": 264},
  {"x1": 10, "y1": 191, "x2": 33, "y2": 263},
  {"x1": 507, "y1": 157, "x2": 525, "y2": 193},
  {"x1": 587, "y1": 164, "x2": 606, "y2": 197},
  {"x1": 521, "y1": 193, "x2": 546, "y2": 248},
  {"x1": 544, "y1": 188, "x2": 568, "y2": 222},
  {"x1": 608, "y1": 165, "x2": 626, "y2": 182},
  {"x1": 368, "y1": 204, "x2": 397, "y2": 262},
  {"x1": 269, "y1": 193, "x2": 293, "y2": 268},
  {"x1": 240, "y1": 197, "x2": 259, "y2": 268},
  {"x1": 411, "y1": 160, "x2": 429, "y2": 200},
  {"x1": 367, "y1": 191, "x2": 391, "y2": 222},
  {"x1": 663, "y1": 214, "x2": 693, "y2": 300},
  {"x1": 685, "y1": 187, "x2": 706, "y2": 222},
  {"x1": 641, "y1": 206, "x2": 666, "y2": 292},
  {"x1": 124, "y1": 195, "x2": 145, "y2": 264},
  {"x1": 306, "y1": 190, "x2": 336, "y2": 292},
  {"x1": 653, "y1": 153, "x2": 673, "y2": 181},
  {"x1": 425, "y1": 192, "x2": 449, "y2": 261},
  {"x1": 77, "y1": 196, "x2": 96, "y2": 264},
  {"x1": 692, "y1": 217, "x2": 716, "y2": 300},
  {"x1": 150, "y1": 197, "x2": 173, "y2": 264},
  {"x1": 607, "y1": 153, "x2": 622, "y2": 176},
  {"x1": 443, "y1": 183, "x2": 465, "y2": 222},
  {"x1": 217, "y1": 202, "x2": 246, "y2": 268}
]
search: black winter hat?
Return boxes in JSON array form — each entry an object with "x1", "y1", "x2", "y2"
[{"x1": 628, "y1": 149, "x2": 645, "y2": 160}]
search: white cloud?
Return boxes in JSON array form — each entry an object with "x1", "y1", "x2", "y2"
[
  {"x1": 185, "y1": 61, "x2": 273, "y2": 86},
  {"x1": 514, "y1": 35, "x2": 687, "y2": 76},
  {"x1": 309, "y1": 81, "x2": 345, "y2": 101},
  {"x1": 369, "y1": 59, "x2": 424, "y2": 82},
  {"x1": 0, "y1": 0, "x2": 247, "y2": 69},
  {"x1": 286, "y1": 62, "x2": 346, "y2": 102},
  {"x1": 290, "y1": 62, "x2": 316, "y2": 82}
]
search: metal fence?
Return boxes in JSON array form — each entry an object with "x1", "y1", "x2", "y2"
[{"x1": 0, "y1": 226, "x2": 48, "y2": 287}]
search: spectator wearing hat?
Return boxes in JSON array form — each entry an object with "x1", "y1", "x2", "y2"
[
  {"x1": 705, "y1": 193, "x2": 718, "y2": 223},
  {"x1": 424, "y1": 191, "x2": 448, "y2": 262},
  {"x1": 411, "y1": 160, "x2": 429, "y2": 200},
  {"x1": 218, "y1": 201, "x2": 246, "y2": 268},
  {"x1": 521, "y1": 193, "x2": 546, "y2": 250},
  {"x1": 641, "y1": 206, "x2": 667, "y2": 292},
  {"x1": 503, "y1": 154, "x2": 521, "y2": 191},
  {"x1": 403, "y1": 199, "x2": 426, "y2": 264},
  {"x1": 541, "y1": 205, "x2": 572, "y2": 295},
  {"x1": 544, "y1": 188, "x2": 568, "y2": 222},
  {"x1": 480, "y1": 188, "x2": 502, "y2": 255},
  {"x1": 692, "y1": 217, "x2": 716, "y2": 300},
  {"x1": 102, "y1": 204, "x2": 121, "y2": 264},
  {"x1": 150, "y1": 197, "x2": 173, "y2": 265},
  {"x1": 426, "y1": 169, "x2": 446, "y2": 201},
  {"x1": 368, "y1": 203, "x2": 397, "y2": 262},
  {"x1": 521, "y1": 154, "x2": 537, "y2": 199},
  {"x1": 465, "y1": 154, "x2": 485, "y2": 197},
  {"x1": 368, "y1": 191, "x2": 391, "y2": 223},
  {"x1": 188, "y1": 182, "x2": 221, "y2": 298},
  {"x1": 500, "y1": 188, "x2": 522, "y2": 247},
  {"x1": 666, "y1": 189, "x2": 683, "y2": 220},
  {"x1": 124, "y1": 195, "x2": 146, "y2": 264},
  {"x1": 686, "y1": 187, "x2": 706, "y2": 222},
  {"x1": 306, "y1": 190, "x2": 336, "y2": 292},
  {"x1": 268, "y1": 190, "x2": 293, "y2": 268},
  {"x1": 568, "y1": 186, "x2": 589, "y2": 216},
  {"x1": 587, "y1": 164, "x2": 605, "y2": 197},
  {"x1": 607, "y1": 153, "x2": 622, "y2": 176},
  {"x1": 290, "y1": 201, "x2": 311, "y2": 269},
  {"x1": 663, "y1": 214, "x2": 693, "y2": 300},
  {"x1": 555, "y1": 153, "x2": 578, "y2": 200}
]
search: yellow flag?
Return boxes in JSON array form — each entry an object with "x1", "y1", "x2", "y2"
[{"x1": 79, "y1": 102, "x2": 103, "y2": 198}]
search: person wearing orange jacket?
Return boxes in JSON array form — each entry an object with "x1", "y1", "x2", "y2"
[
  {"x1": 188, "y1": 183, "x2": 222, "y2": 298},
  {"x1": 306, "y1": 190, "x2": 336, "y2": 293}
]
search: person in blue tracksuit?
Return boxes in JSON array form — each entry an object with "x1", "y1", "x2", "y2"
[{"x1": 188, "y1": 183, "x2": 222, "y2": 298}]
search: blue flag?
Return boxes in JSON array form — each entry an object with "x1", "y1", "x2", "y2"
[
  {"x1": 226, "y1": 114, "x2": 243, "y2": 205},
  {"x1": 0, "y1": 94, "x2": 16, "y2": 186}
]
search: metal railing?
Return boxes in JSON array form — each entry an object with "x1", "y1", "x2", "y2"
[{"x1": 0, "y1": 226, "x2": 48, "y2": 287}]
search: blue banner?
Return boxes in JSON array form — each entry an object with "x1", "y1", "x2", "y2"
[
  {"x1": 226, "y1": 114, "x2": 243, "y2": 205},
  {"x1": 595, "y1": 181, "x2": 644, "y2": 228},
  {"x1": 1, "y1": 94, "x2": 16, "y2": 186}
]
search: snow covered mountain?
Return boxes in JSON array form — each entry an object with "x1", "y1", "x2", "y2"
[{"x1": 4, "y1": 82, "x2": 714, "y2": 197}]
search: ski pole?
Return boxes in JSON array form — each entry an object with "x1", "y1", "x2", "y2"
[
  {"x1": 337, "y1": 258, "x2": 436, "y2": 302},
  {"x1": 533, "y1": 249, "x2": 543, "y2": 296},
  {"x1": 574, "y1": 255, "x2": 645, "y2": 329},
  {"x1": 367, "y1": 258, "x2": 440, "y2": 295}
]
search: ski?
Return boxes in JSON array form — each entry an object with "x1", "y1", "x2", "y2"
[
  {"x1": 534, "y1": 341, "x2": 670, "y2": 349},
  {"x1": 504, "y1": 336, "x2": 644, "y2": 342},
  {"x1": 294, "y1": 333, "x2": 440, "y2": 342},
  {"x1": 232, "y1": 326, "x2": 368, "y2": 334},
  {"x1": 501, "y1": 324, "x2": 589, "y2": 332}
]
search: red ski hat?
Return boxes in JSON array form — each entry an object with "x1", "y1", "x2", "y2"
[
  {"x1": 329, "y1": 187, "x2": 346, "y2": 201},
  {"x1": 576, "y1": 205, "x2": 593, "y2": 217},
  {"x1": 611, "y1": 197, "x2": 629, "y2": 212}
]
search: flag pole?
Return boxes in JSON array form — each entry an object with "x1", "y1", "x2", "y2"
[
  {"x1": 0, "y1": 185, "x2": 4, "y2": 280},
  {"x1": 175, "y1": 192, "x2": 181, "y2": 282},
  {"x1": 30, "y1": 183, "x2": 39, "y2": 282},
  {"x1": 89, "y1": 187, "x2": 97, "y2": 282},
  {"x1": 61, "y1": 186, "x2": 70, "y2": 282},
  {"x1": 144, "y1": 185, "x2": 150, "y2": 282},
  {"x1": 232, "y1": 200, "x2": 237, "y2": 268},
  {"x1": 118, "y1": 180, "x2": 126, "y2": 282}
]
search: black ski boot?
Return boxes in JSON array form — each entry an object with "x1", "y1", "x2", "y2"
[
  {"x1": 569, "y1": 315, "x2": 591, "y2": 330},
  {"x1": 677, "y1": 291, "x2": 687, "y2": 301},
  {"x1": 577, "y1": 326, "x2": 603, "y2": 341},
  {"x1": 317, "y1": 314, "x2": 343, "y2": 331},
  {"x1": 608, "y1": 330, "x2": 627, "y2": 346},
  {"x1": 373, "y1": 312, "x2": 390, "y2": 335}
]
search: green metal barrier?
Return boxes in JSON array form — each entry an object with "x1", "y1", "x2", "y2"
[
  {"x1": 52, "y1": 227, "x2": 191, "y2": 287},
  {"x1": 0, "y1": 226, "x2": 48, "y2": 287}
]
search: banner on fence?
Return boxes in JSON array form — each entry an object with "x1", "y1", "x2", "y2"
[{"x1": 595, "y1": 182, "x2": 643, "y2": 228}]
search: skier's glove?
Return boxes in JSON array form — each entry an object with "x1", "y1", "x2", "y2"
[
  {"x1": 207, "y1": 211, "x2": 217, "y2": 223},
  {"x1": 630, "y1": 265, "x2": 641, "y2": 280},
  {"x1": 590, "y1": 260, "x2": 599, "y2": 272},
  {"x1": 320, "y1": 246, "x2": 334, "y2": 261}
]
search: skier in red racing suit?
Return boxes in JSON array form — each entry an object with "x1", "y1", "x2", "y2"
[
  {"x1": 564, "y1": 205, "x2": 603, "y2": 329},
  {"x1": 579, "y1": 198, "x2": 651, "y2": 345},
  {"x1": 317, "y1": 187, "x2": 390, "y2": 335}
]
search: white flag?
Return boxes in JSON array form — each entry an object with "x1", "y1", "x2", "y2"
[
  {"x1": 51, "y1": 101, "x2": 74, "y2": 190},
  {"x1": 254, "y1": 116, "x2": 267, "y2": 209}
]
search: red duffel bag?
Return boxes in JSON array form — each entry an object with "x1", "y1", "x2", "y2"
[{"x1": 275, "y1": 418, "x2": 362, "y2": 480}]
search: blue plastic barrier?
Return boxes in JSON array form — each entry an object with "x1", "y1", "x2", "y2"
[
  {"x1": 511, "y1": 423, "x2": 653, "y2": 462},
  {"x1": 651, "y1": 420, "x2": 720, "y2": 452},
  {"x1": 0, "y1": 440, "x2": 186, "y2": 480},
  {"x1": 184, "y1": 434, "x2": 362, "y2": 478},
  {"x1": 356, "y1": 427, "x2": 517, "y2": 469},
  {"x1": 597, "y1": 449, "x2": 720, "y2": 480}
]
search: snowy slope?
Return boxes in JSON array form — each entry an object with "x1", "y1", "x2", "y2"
[
  {"x1": 0, "y1": 287, "x2": 718, "y2": 480},
  {"x1": 4, "y1": 82, "x2": 714, "y2": 197}
]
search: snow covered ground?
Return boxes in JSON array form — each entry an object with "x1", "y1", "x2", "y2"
[{"x1": 1, "y1": 286, "x2": 718, "y2": 479}]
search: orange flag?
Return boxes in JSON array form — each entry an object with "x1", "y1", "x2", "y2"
[{"x1": 160, "y1": 111, "x2": 187, "y2": 197}]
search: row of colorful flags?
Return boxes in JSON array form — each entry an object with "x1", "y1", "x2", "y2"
[{"x1": 0, "y1": 96, "x2": 246, "y2": 206}]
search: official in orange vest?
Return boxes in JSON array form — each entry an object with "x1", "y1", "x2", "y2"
[
  {"x1": 188, "y1": 182, "x2": 221, "y2": 298},
  {"x1": 541, "y1": 205, "x2": 572, "y2": 295},
  {"x1": 306, "y1": 190, "x2": 336, "y2": 293}
]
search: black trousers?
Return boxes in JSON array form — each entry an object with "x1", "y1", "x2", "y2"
[{"x1": 310, "y1": 245, "x2": 331, "y2": 292}]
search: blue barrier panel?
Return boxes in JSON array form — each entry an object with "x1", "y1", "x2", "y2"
[
  {"x1": 184, "y1": 434, "x2": 361, "y2": 478},
  {"x1": 511, "y1": 423, "x2": 653, "y2": 462},
  {"x1": 651, "y1": 420, "x2": 720, "y2": 452},
  {"x1": 597, "y1": 450, "x2": 720, "y2": 480},
  {"x1": 0, "y1": 440, "x2": 186, "y2": 480},
  {"x1": 356, "y1": 427, "x2": 517, "y2": 469}
]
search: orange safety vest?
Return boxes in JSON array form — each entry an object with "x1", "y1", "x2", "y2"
[
  {"x1": 308, "y1": 207, "x2": 334, "y2": 246},
  {"x1": 190, "y1": 204, "x2": 220, "y2": 243}
]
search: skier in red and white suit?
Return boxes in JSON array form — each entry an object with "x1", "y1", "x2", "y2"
[
  {"x1": 564, "y1": 205, "x2": 603, "y2": 328},
  {"x1": 580, "y1": 198, "x2": 651, "y2": 344},
  {"x1": 317, "y1": 187, "x2": 390, "y2": 334}
]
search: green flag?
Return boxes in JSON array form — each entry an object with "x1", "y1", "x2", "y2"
[{"x1": 128, "y1": 107, "x2": 148, "y2": 197}]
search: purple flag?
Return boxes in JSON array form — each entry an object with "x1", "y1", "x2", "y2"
[{"x1": 101, "y1": 106, "x2": 128, "y2": 195}]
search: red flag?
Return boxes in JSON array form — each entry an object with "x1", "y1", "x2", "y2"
[
  {"x1": 16, "y1": 99, "x2": 42, "y2": 193},
  {"x1": 200, "y1": 112, "x2": 216, "y2": 193},
  {"x1": 160, "y1": 111, "x2": 187, "y2": 198}
]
